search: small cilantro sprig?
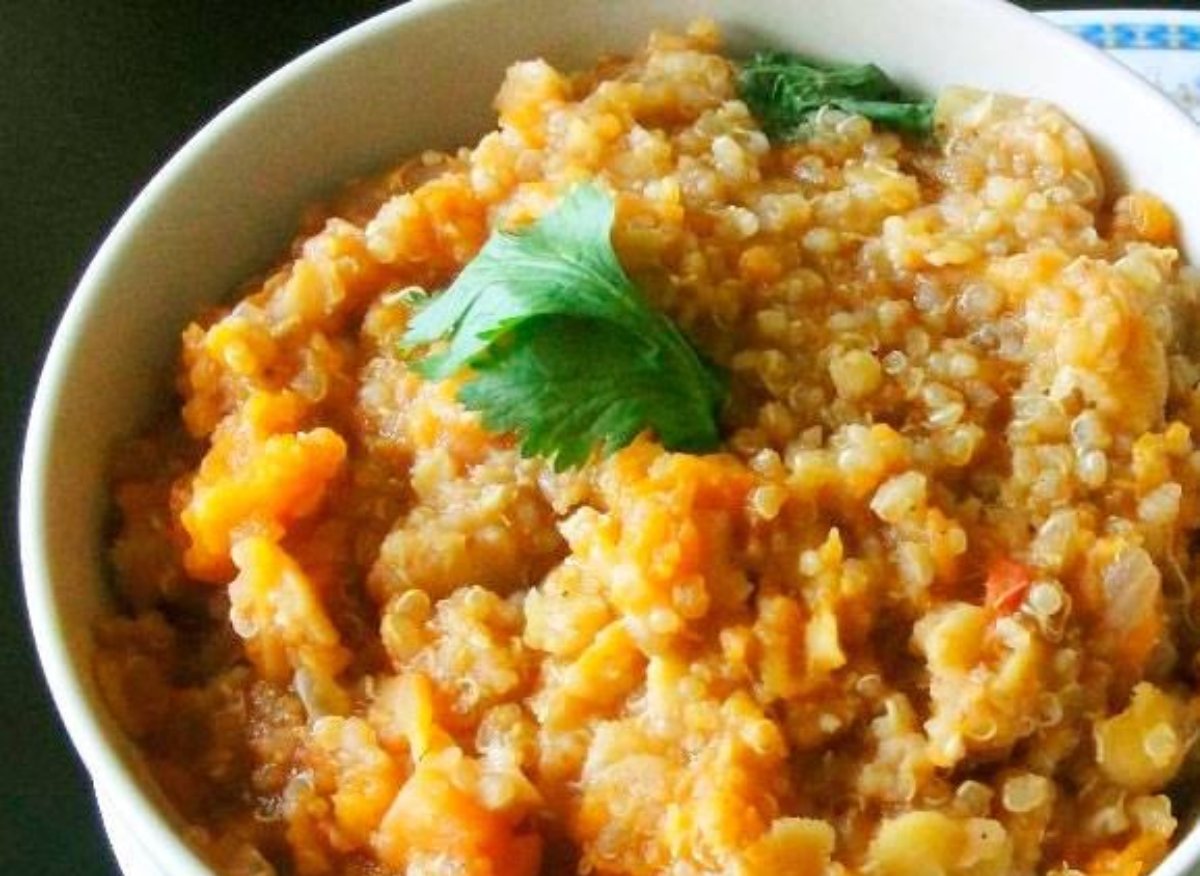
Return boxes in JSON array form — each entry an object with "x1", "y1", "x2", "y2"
[
  {"x1": 402, "y1": 184, "x2": 727, "y2": 470},
  {"x1": 738, "y1": 51, "x2": 934, "y2": 141}
]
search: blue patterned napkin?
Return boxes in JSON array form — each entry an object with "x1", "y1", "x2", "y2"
[{"x1": 1042, "y1": 10, "x2": 1200, "y2": 120}]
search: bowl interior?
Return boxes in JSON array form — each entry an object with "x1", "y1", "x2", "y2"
[{"x1": 21, "y1": 0, "x2": 1200, "y2": 872}]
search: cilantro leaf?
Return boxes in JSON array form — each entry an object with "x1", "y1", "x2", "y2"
[
  {"x1": 406, "y1": 184, "x2": 663, "y2": 378},
  {"x1": 401, "y1": 183, "x2": 727, "y2": 469},
  {"x1": 738, "y1": 51, "x2": 934, "y2": 141},
  {"x1": 460, "y1": 317, "x2": 723, "y2": 470}
]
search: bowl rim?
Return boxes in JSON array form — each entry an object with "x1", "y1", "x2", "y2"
[{"x1": 18, "y1": 0, "x2": 1200, "y2": 873}]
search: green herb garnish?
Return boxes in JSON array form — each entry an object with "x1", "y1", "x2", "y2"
[
  {"x1": 403, "y1": 184, "x2": 728, "y2": 470},
  {"x1": 738, "y1": 50, "x2": 935, "y2": 141}
]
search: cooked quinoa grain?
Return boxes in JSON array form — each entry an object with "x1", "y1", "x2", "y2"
[{"x1": 100, "y1": 22, "x2": 1200, "y2": 876}]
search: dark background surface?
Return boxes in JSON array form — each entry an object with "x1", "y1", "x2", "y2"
[{"x1": 2, "y1": 1, "x2": 1197, "y2": 872}]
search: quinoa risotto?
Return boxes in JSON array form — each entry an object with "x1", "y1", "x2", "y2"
[{"x1": 98, "y1": 22, "x2": 1200, "y2": 876}]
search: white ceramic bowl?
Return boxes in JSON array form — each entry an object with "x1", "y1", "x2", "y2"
[{"x1": 21, "y1": 0, "x2": 1200, "y2": 873}]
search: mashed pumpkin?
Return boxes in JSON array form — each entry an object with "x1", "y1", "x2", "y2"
[{"x1": 99, "y1": 22, "x2": 1200, "y2": 876}]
